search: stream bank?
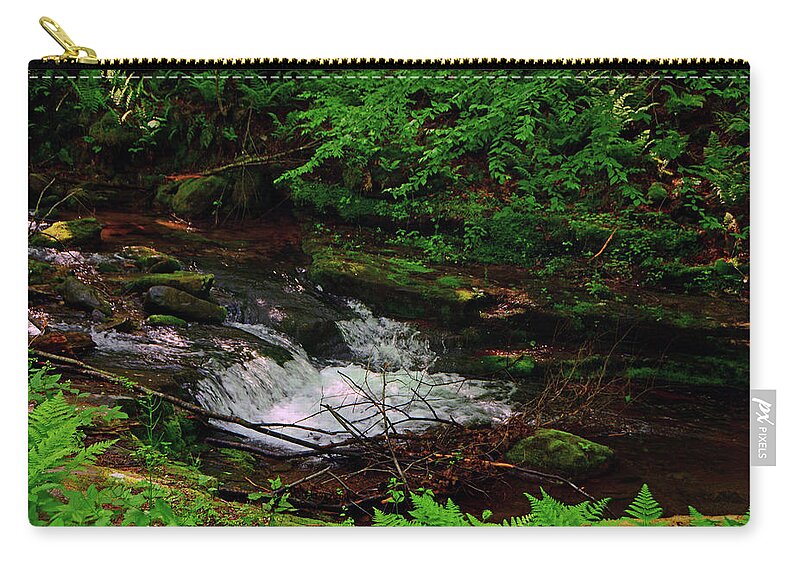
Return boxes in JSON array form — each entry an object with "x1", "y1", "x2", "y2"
[{"x1": 28, "y1": 206, "x2": 749, "y2": 521}]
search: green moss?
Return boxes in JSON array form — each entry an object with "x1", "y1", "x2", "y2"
[
  {"x1": 436, "y1": 275, "x2": 464, "y2": 288},
  {"x1": 172, "y1": 176, "x2": 229, "y2": 218},
  {"x1": 506, "y1": 429, "x2": 614, "y2": 477},
  {"x1": 88, "y1": 111, "x2": 139, "y2": 148},
  {"x1": 146, "y1": 314, "x2": 188, "y2": 327},
  {"x1": 30, "y1": 218, "x2": 103, "y2": 248},
  {"x1": 307, "y1": 242, "x2": 485, "y2": 322},
  {"x1": 121, "y1": 246, "x2": 182, "y2": 273},
  {"x1": 625, "y1": 355, "x2": 748, "y2": 388},
  {"x1": 479, "y1": 355, "x2": 537, "y2": 376},
  {"x1": 123, "y1": 271, "x2": 214, "y2": 298},
  {"x1": 28, "y1": 259, "x2": 56, "y2": 285}
]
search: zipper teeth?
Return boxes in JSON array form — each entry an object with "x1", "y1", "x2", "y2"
[{"x1": 74, "y1": 57, "x2": 748, "y2": 68}]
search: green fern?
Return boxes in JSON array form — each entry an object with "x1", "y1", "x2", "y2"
[
  {"x1": 622, "y1": 483, "x2": 665, "y2": 526},
  {"x1": 520, "y1": 489, "x2": 610, "y2": 526},
  {"x1": 28, "y1": 392, "x2": 117, "y2": 524},
  {"x1": 688, "y1": 505, "x2": 749, "y2": 527}
]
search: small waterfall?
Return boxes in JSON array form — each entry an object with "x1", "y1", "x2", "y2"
[{"x1": 193, "y1": 301, "x2": 510, "y2": 449}]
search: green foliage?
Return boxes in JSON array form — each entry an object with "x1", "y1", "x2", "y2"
[
  {"x1": 372, "y1": 483, "x2": 744, "y2": 527},
  {"x1": 27, "y1": 357, "x2": 128, "y2": 525},
  {"x1": 29, "y1": 68, "x2": 749, "y2": 294},
  {"x1": 622, "y1": 483, "x2": 664, "y2": 526}
]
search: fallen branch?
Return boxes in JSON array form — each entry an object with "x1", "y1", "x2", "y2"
[
  {"x1": 166, "y1": 143, "x2": 319, "y2": 179},
  {"x1": 31, "y1": 349, "x2": 361, "y2": 457},
  {"x1": 589, "y1": 227, "x2": 619, "y2": 261}
]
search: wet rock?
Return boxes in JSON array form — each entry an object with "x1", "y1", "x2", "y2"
[
  {"x1": 96, "y1": 317, "x2": 135, "y2": 333},
  {"x1": 30, "y1": 331, "x2": 96, "y2": 356},
  {"x1": 148, "y1": 258, "x2": 182, "y2": 273},
  {"x1": 171, "y1": 176, "x2": 229, "y2": 218},
  {"x1": 306, "y1": 244, "x2": 488, "y2": 324},
  {"x1": 146, "y1": 314, "x2": 188, "y2": 327},
  {"x1": 60, "y1": 276, "x2": 112, "y2": 316},
  {"x1": 121, "y1": 246, "x2": 182, "y2": 273},
  {"x1": 506, "y1": 429, "x2": 614, "y2": 477},
  {"x1": 277, "y1": 314, "x2": 346, "y2": 357},
  {"x1": 144, "y1": 286, "x2": 226, "y2": 324},
  {"x1": 30, "y1": 218, "x2": 103, "y2": 248},
  {"x1": 123, "y1": 271, "x2": 214, "y2": 298}
]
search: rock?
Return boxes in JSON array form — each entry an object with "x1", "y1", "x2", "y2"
[
  {"x1": 276, "y1": 313, "x2": 346, "y2": 357},
  {"x1": 60, "y1": 276, "x2": 112, "y2": 316},
  {"x1": 30, "y1": 331, "x2": 96, "y2": 356},
  {"x1": 144, "y1": 286, "x2": 227, "y2": 324},
  {"x1": 88, "y1": 111, "x2": 139, "y2": 148},
  {"x1": 123, "y1": 271, "x2": 214, "y2": 298},
  {"x1": 96, "y1": 261, "x2": 122, "y2": 274},
  {"x1": 30, "y1": 218, "x2": 103, "y2": 248},
  {"x1": 171, "y1": 176, "x2": 229, "y2": 218},
  {"x1": 148, "y1": 258, "x2": 182, "y2": 273},
  {"x1": 121, "y1": 246, "x2": 182, "y2": 273},
  {"x1": 146, "y1": 314, "x2": 188, "y2": 327},
  {"x1": 506, "y1": 429, "x2": 614, "y2": 477},
  {"x1": 306, "y1": 244, "x2": 488, "y2": 324},
  {"x1": 95, "y1": 317, "x2": 135, "y2": 333}
]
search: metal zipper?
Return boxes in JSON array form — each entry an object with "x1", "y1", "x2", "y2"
[{"x1": 33, "y1": 16, "x2": 749, "y2": 70}]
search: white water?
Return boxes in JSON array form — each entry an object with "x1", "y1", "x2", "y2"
[{"x1": 193, "y1": 302, "x2": 511, "y2": 449}]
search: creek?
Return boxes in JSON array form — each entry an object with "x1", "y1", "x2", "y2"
[{"x1": 29, "y1": 210, "x2": 749, "y2": 517}]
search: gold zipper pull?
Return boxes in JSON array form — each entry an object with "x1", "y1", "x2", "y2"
[{"x1": 39, "y1": 16, "x2": 98, "y2": 64}]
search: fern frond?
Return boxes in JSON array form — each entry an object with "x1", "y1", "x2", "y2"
[
  {"x1": 371, "y1": 508, "x2": 421, "y2": 527},
  {"x1": 688, "y1": 505, "x2": 716, "y2": 526},
  {"x1": 623, "y1": 484, "x2": 664, "y2": 526},
  {"x1": 522, "y1": 489, "x2": 608, "y2": 526}
]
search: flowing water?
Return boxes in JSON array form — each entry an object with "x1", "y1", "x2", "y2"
[
  {"x1": 72, "y1": 254, "x2": 512, "y2": 450},
  {"x1": 192, "y1": 303, "x2": 511, "y2": 448},
  {"x1": 29, "y1": 211, "x2": 749, "y2": 515}
]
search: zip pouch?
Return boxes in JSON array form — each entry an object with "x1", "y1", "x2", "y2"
[{"x1": 28, "y1": 17, "x2": 750, "y2": 527}]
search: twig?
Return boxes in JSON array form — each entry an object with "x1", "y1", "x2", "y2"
[
  {"x1": 589, "y1": 227, "x2": 619, "y2": 261},
  {"x1": 32, "y1": 349, "x2": 361, "y2": 457}
]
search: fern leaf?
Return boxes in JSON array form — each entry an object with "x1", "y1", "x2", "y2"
[
  {"x1": 623, "y1": 484, "x2": 664, "y2": 526},
  {"x1": 688, "y1": 505, "x2": 716, "y2": 526}
]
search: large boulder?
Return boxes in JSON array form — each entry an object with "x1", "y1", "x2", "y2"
[
  {"x1": 60, "y1": 276, "x2": 112, "y2": 316},
  {"x1": 30, "y1": 218, "x2": 103, "y2": 248},
  {"x1": 144, "y1": 286, "x2": 226, "y2": 324},
  {"x1": 171, "y1": 176, "x2": 228, "y2": 218},
  {"x1": 123, "y1": 271, "x2": 214, "y2": 298},
  {"x1": 506, "y1": 429, "x2": 614, "y2": 477}
]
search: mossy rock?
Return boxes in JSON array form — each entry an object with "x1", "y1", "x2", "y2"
[
  {"x1": 88, "y1": 111, "x2": 139, "y2": 148},
  {"x1": 171, "y1": 176, "x2": 229, "y2": 218},
  {"x1": 60, "y1": 276, "x2": 112, "y2": 316},
  {"x1": 144, "y1": 286, "x2": 227, "y2": 324},
  {"x1": 146, "y1": 314, "x2": 188, "y2": 327},
  {"x1": 30, "y1": 218, "x2": 103, "y2": 248},
  {"x1": 506, "y1": 429, "x2": 614, "y2": 477},
  {"x1": 154, "y1": 182, "x2": 180, "y2": 208},
  {"x1": 123, "y1": 271, "x2": 214, "y2": 298},
  {"x1": 306, "y1": 241, "x2": 487, "y2": 323},
  {"x1": 121, "y1": 246, "x2": 182, "y2": 273}
]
